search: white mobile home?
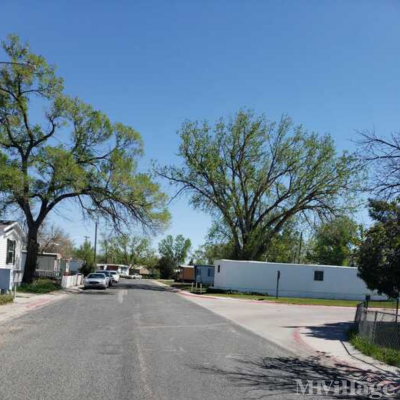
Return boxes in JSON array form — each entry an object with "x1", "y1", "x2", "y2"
[
  {"x1": 21, "y1": 251, "x2": 70, "y2": 277},
  {"x1": 0, "y1": 221, "x2": 25, "y2": 290},
  {"x1": 214, "y1": 259, "x2": 385, "y2": 301},
  {"x1": 97, "y1": 264, "x2": 130, "y2": 275}
]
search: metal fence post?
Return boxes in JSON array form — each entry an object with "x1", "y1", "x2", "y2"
[{"x1": 372, "y1": 311, "x2": 378, "y2": 344}]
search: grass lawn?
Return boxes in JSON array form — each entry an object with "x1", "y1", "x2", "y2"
[
  {"x1": 0, "y1": 294, "x2": 14, "y2": 305},
  {"x1": 348, "y1": 328, "x2": 400, "y2": 368},
  {"x1": 157, "y1": 280, "x2": 174, "y2": 285},
  {"x1": 18, "y1": 278, "x2": 61, "y2": 294},
  {"x1": 208, "y1": 294, "x2": 398, "y2": 308},
  {"x1": 203, "y1": 293, "x2": 360, "y2": 306},
  {"x1": 156, "y1": 280, "x2": 397, "y2": 308}
]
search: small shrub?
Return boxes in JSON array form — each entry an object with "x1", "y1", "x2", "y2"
[
  {"x1": 0, "y1": 294, "x2": 13, "y2": 305},
  {"x1": 18, "y1": 279, "x2": 61, "y2": 294}
]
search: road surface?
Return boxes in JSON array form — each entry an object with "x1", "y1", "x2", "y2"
[{"x1": 0, "y1": 280, "x2": 373, "y2": 400}]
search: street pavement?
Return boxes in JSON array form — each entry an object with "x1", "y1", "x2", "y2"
[
  {"x1": 181, "y1": 290, "x2": 400, "y2": 375},
  {"x1": 0, "y1": 279, "x2": 395, "y2": 400}
]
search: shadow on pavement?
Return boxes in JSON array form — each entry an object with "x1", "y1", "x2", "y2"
[
  {"x1": 74, "y1": 281, "x2": 176, "y2": 294},
  {"x1": 77, "y1": 289, "x2": 115, "y2": 295},
  {"x1": 114, "y1": 282, "x2": 175, "y2": 292},
  {"x1": 192, "y1": 356, "x2": 400, "y2": 399},
  {"x1": 286, "y1": 322, "x2": 353, "y2": 342}
]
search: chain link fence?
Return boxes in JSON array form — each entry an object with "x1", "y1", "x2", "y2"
[{"x1": 354, "y1": 301, "x2": 400, "y2": 351}]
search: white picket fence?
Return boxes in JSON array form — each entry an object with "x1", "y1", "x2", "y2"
[{"x1": 61, "y1": 274, "x2": 83, "y2": 289}]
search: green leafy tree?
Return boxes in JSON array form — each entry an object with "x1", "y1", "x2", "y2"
[
  {"x1": 191, "y1": 242, "x2": 232, "y2": 265},
  {"x1": 264, "y1": 223, "x2": 303, "y2": 263},
  {"x1": 156, "y1": 256, "x2": 175, "y2": 279},
  {"x1": 158, "y1": 234, "x2": 192, "y2": 268},
  {"x1": 100, "y1": 233, "x2": 156, "y2": 267},
  {"x1": 0, "y1": 35, "x2": 169, "y2": 283},
  {"x1": 158, "y1": 110, "x2": 359, "y2": 260},
  {"x1": 74, "y1": 241, "x2": 95, "y2": 276},
  {"x1": 307, "y1": 216, "x2": 359, "y2": 266},
  {"x1": 357, "y1": 200, "x2": 400, "y2": 298}
]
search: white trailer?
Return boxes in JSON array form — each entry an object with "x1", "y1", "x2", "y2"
[{"x1": 213, "y1": 259, "x2": 385, "y2": 301}]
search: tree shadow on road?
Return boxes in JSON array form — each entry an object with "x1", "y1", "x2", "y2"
[
  {"x1": 286, "y1": 322, "x2": 353, "y2": 342},
  {"x1": 115, "y1": 282, "x2": 176, "y2": 292},
  {"x1": 191, "y1": 355, "x2": 400, "y2": 399}
]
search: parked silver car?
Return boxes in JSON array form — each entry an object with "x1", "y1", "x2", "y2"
[{"x1": 84, "y1": 273, "x2": 108, "y2": 290}]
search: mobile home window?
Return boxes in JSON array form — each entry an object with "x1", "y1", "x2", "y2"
[
  {"x1": 6, "y1": 239, "x2": 16, "y2": 264},
  {"x1": 217, "y1": 265, "x2": 220, "y2": 273},
  {"x1": 208, "y1": 268, "x2": 212, "y2": 277},
  {"x1": 314, "y1": 271, "x2": 324, "y2": 281}
]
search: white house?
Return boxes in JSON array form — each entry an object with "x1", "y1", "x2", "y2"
[
  {"x1": 213, "y1": 259, "x2": 386, "y2": 301},
  {"x1": 0, "y1": 221, "x2": 25, "y2": 290}
]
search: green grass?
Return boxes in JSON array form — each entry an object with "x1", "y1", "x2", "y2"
[
  {"x1": 204, "y1": 293, "x2": 360, "y2": 306},
  {"x1": 157, "y1": 280, "x2": 174, "y2": 285},
  {"x1": 0, "y1": 294, "x2": 14, "y2": 305},
  {"x1": 18, "y1": 278, "x2": 61, "y2": 294},
  {"x1": 157, "y1": 280, "x2": 397, "y2": 308},
  {"x1": 348, "y1": 327, "x2": 400, "y2": 368},
  {"x1": 209, "y1": 294, "x2": 398, "y2": 307}
]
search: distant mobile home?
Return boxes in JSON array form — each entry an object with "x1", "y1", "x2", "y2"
[
  {"x1": 213, "y1": 259, "x2": 385, "y2": 301},
  {"x1": 194, "y1": 265, "x2": 215, "y2": 285},
  {"x1": 97, "y1": 263, "x2": 130, "y2": 275},
  {"x1": 176, "y1": 265, "x2": 195, "y2": 282},
  {"x1": 21, "y1": 251, "x2": 70, "y2": 277}
]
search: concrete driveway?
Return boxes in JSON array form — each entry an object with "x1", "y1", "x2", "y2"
[{"x1": 178, "y1": 290, "x2": 399, "y2": 374}]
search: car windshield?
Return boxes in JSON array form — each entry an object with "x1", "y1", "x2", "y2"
[
  {"x1": 96, "y1": 271, "x2": 110, "y2": 275},
  {"x1": 110, "y1": 271, "x2": 118, "y2": 275},
  {"x1": 87, "y1": 274, "x2": 105, "y2": 279}
]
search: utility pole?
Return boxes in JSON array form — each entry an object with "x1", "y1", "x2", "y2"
[
  {"x1": 93, "y1": 221, "x2": 98, "y2": 267},
  {"x1": 297, "y1": 232, "x2": 303, "y2": 263}
]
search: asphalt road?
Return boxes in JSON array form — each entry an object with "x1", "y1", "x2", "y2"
[{"x1": 0, "y1": 280, "x2": 362, "y2": 400}]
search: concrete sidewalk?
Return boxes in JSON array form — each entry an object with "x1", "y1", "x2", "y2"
[
  {"x1": 0, "y1": 290, "x2": 69, "y2": 324},
  {"x1": 153, "y1": 281, "x2": 400, "y2": 375}
]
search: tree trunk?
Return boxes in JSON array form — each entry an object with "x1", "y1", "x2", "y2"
[{"x1": 22, "y1": 227, "x2": 39, "y2": 284}]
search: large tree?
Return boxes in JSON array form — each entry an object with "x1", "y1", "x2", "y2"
[
  {"x1": 358, "y1": 129, "x2": 400, "y2": 198},
  {"x1": 158, "y1": 234, "x2": 192, "y2": 264},
  {"x1": 357, "y1": 200, "x2": 400, "y2": 298},
  {"x1": 74, "y1": 240, "x2": 95, "y2": 276},
  {"x1": 38, "y1": 222, "x2": 74, "y2": 258},
  {"x1": 0, "y1": 35, "x2": 169, "y2": 283},
  {"x1": 306, "y1": 216, "x2": 359, "y2": 266},
  {"x1": 100, "y1": 233, "x2": 156, "y2": 267},
  {"x1": 158, "y1": 110, "x2": 359, "y2": 260}
]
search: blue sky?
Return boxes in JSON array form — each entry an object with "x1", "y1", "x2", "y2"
[{"x1": 1, "y1": 0, "x2": 400, "y2": 252}]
